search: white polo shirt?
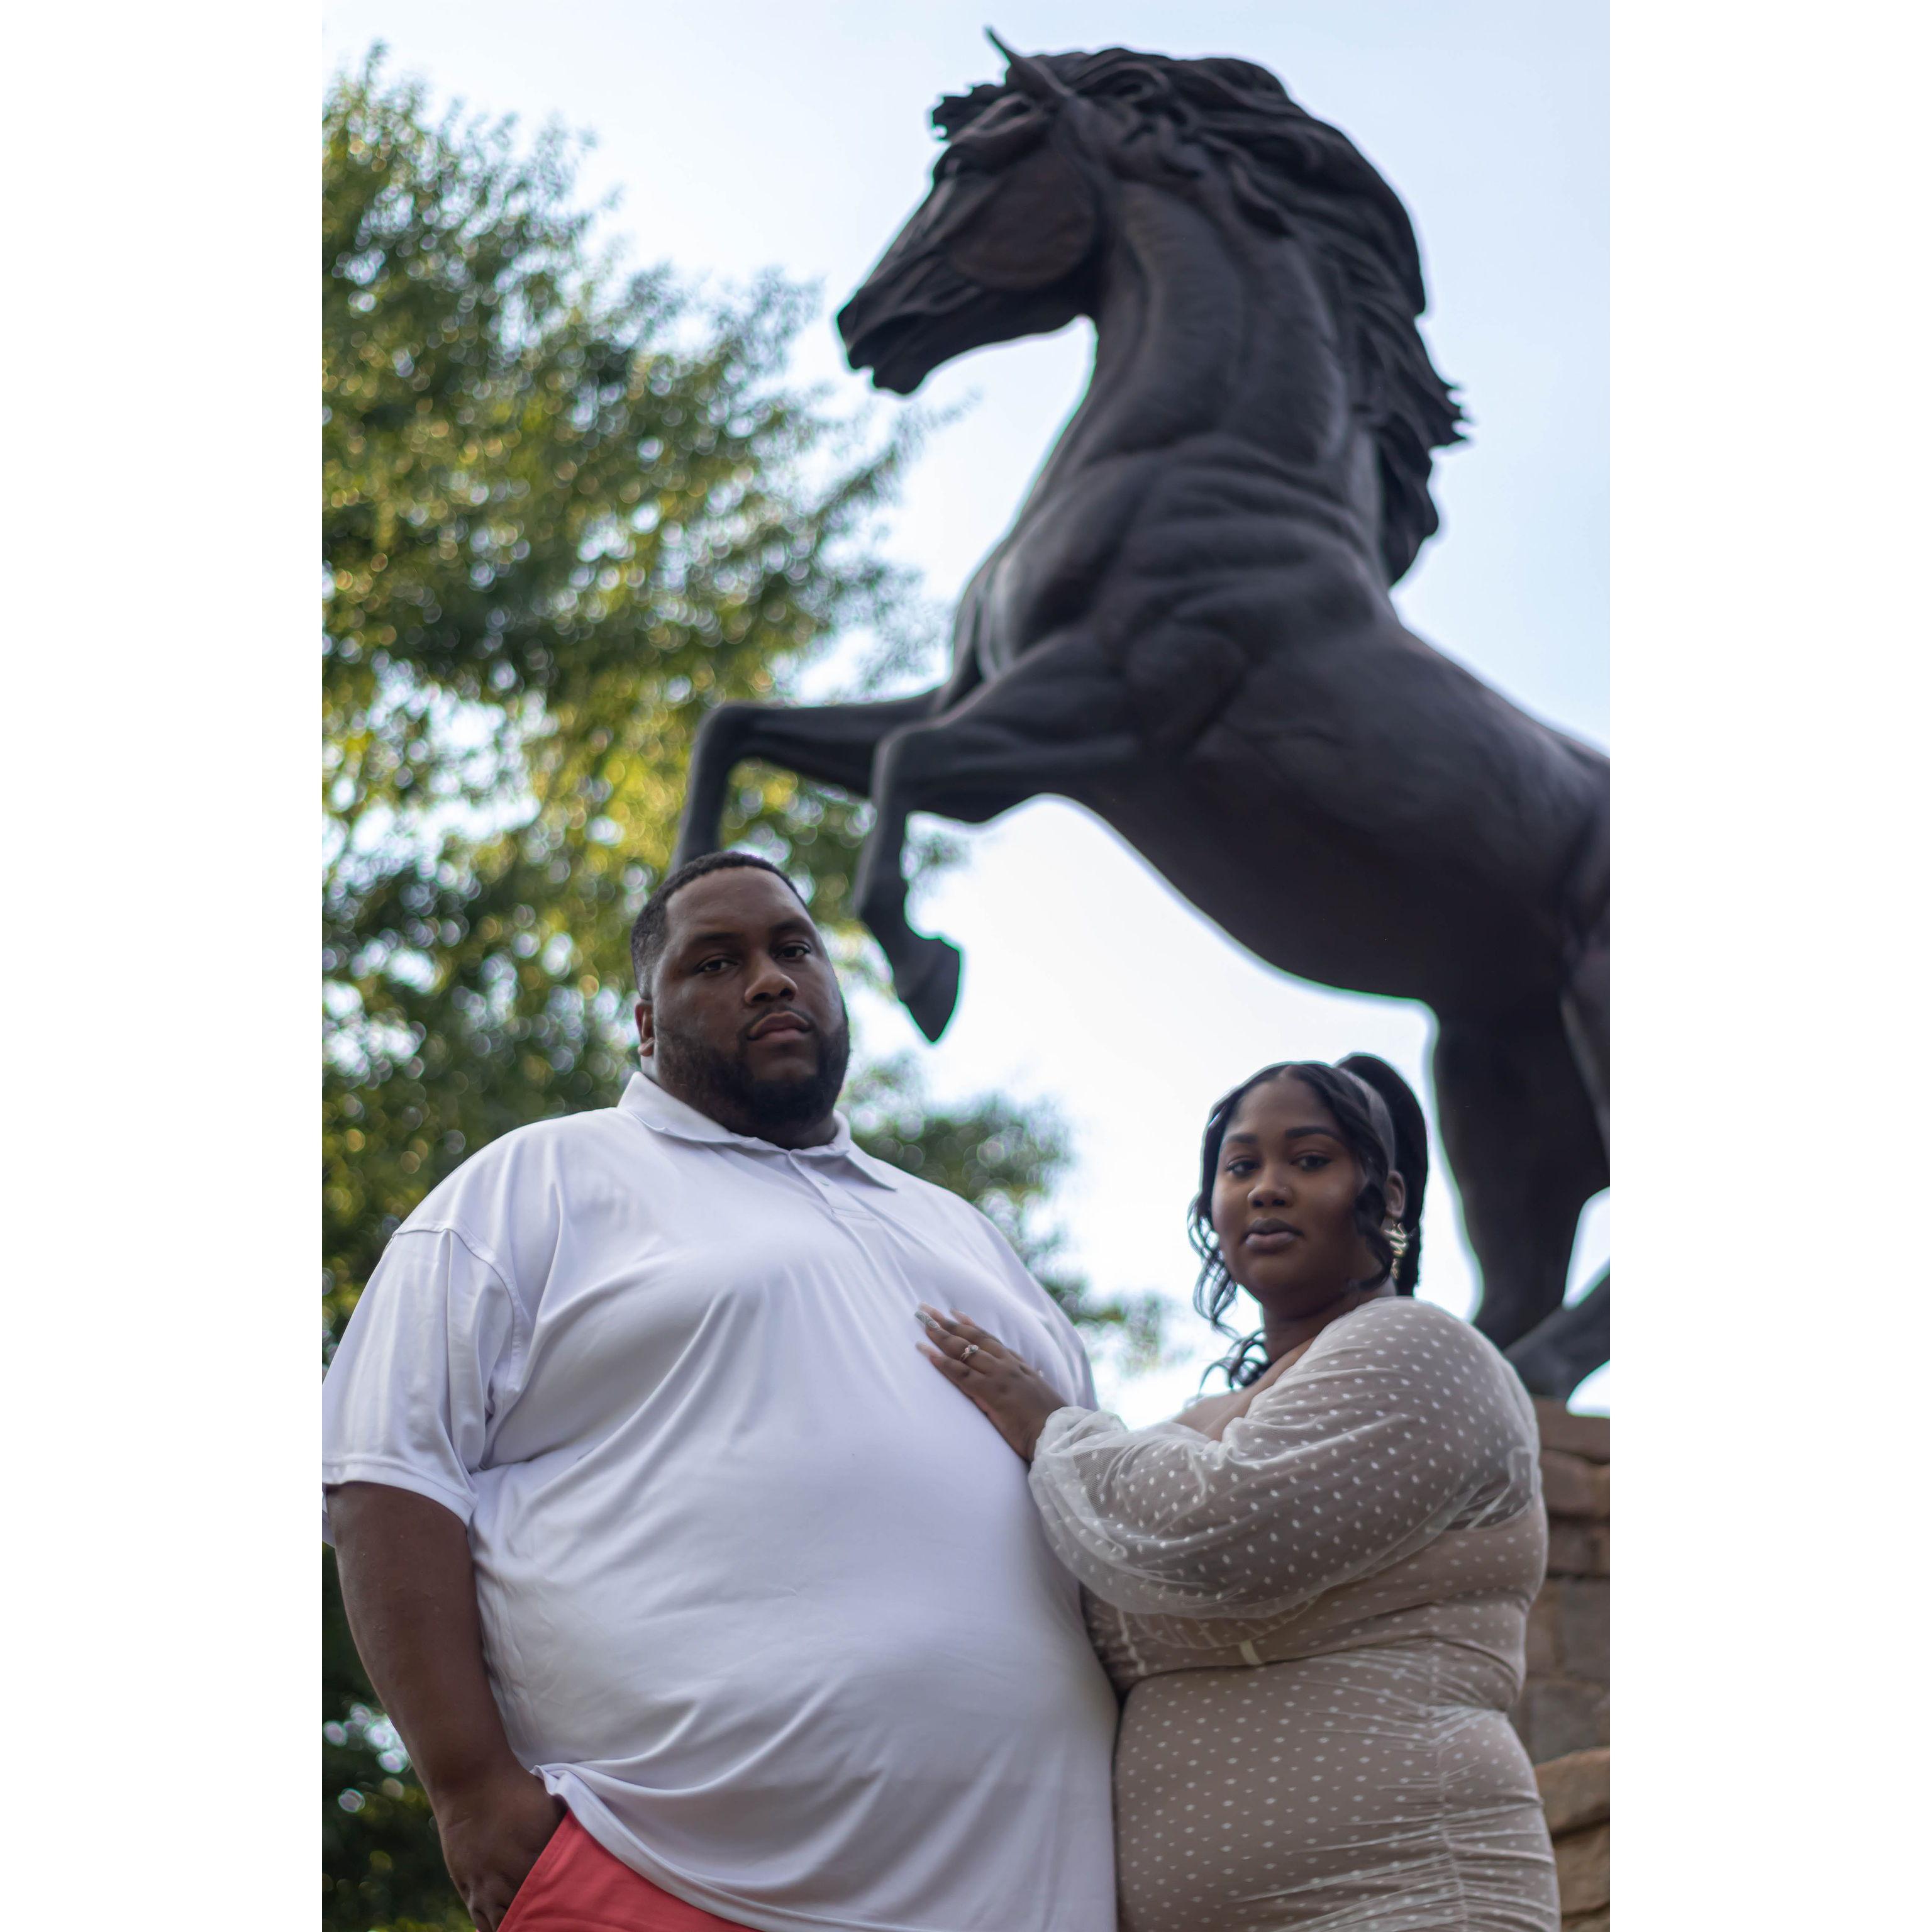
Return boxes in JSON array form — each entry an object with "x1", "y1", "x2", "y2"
[{"x1": 322, "y1": 1073, "x2": 1118, "y2": 1932}]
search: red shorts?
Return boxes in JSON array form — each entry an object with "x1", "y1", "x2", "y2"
[{"x1": 500, "y1": 1812, "x2": 751, "y2": 1931}]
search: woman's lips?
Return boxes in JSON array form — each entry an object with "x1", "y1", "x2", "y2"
[{"x1": 1243, "y1": 1226, "x2": 1302, "y2": 1252}]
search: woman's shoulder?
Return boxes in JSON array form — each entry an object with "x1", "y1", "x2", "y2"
[
  {"x1": 1311, "y1": 1299, "x2": 1540, "y2": 1496},
  {"x1": 1321, "y1": 1297, "x2": 1531, "y2": 1403},
  {"x1": 1321, "y1": 1292, "x2": 1474, "y2": 1350}
]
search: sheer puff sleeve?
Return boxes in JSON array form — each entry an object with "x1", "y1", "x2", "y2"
[{"x1": 1026, "y1": 1299, "x2": 1535, "y2": 1620}]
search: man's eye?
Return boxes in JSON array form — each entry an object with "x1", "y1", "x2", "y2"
[
  {"x1": 779, "y1": 942, "x2": 812, "y2": 959},
  {"x1": 698, "y1": 958, "x2": 731, "y2": 973}
]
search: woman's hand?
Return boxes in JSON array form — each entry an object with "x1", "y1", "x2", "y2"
[{"x1": 917, "y1": 1306, "x2": 1067, "y2": 1462}]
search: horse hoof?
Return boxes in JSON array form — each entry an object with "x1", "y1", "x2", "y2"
[{"x1": 897, "y1": 936, "x2": 963, "y2": 1043}]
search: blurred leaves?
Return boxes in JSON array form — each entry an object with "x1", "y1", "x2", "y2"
[
  {"x1": 322, "y1": 49, "x2": 924, "y2": 1355},
  {"x1": 321, "y1": 50, "x2": 1157, "y2": 1930}
]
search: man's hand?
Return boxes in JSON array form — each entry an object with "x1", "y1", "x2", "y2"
[
  {"x1": 917, "y1": 1307, "x2": 1068, "y2": 1460},
  {"x1": 433, "y1": 1763, "x2": 564, "y2": 1932}
]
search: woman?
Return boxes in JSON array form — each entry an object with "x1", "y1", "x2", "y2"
[{"x1": 918, "y1": 1054, "x2": 1559, "y2": 1931}]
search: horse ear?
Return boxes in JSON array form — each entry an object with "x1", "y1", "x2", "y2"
[
  {"x1": 942, "y1": 143, "x2": 1097, "y2": 292},
  {"x1": 985, "y1": 28, "x2": 1073, "y2": 104}
]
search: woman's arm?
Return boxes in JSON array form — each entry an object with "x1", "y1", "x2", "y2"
[
  {"x1": 1025, "y1": 1306, "x2": 1519, "y2": 1619},
  {"x1": 918, "y1": 1313, "x2": 1311, "y2": 1450}
]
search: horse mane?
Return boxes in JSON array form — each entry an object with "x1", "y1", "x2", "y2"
[{"x1": 936, "y1": 50, "x2": 1465, "y2": 584}]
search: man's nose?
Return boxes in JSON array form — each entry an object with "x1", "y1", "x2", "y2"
[{"x1": 745, "y1": 956, "x2": 799, "y2": 1001}]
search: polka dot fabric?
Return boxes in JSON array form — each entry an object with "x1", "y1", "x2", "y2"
[{"x1": 1030, "y1": 1298, "x2": 1560, "y2": 1930}]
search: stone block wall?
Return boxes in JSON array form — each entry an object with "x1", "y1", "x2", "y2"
[
  {"x1": 1514, "y1": 1399, "x2": 1609, "y2": 1929},
  {"x1": 1537, "y1": 1746, "x2": 1609, "y2": 1931}
]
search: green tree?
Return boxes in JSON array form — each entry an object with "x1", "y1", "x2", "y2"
[{"x1": 323, "y1": 53, "x2": 1158, "y2": 1931}]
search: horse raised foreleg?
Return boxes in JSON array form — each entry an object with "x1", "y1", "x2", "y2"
[
  {"x1": 853, "y1": 637, "x2": 1140, "y2": 1040},
  {"x1": 672, "y1": 690, "x2": 945, "y2": 872}
]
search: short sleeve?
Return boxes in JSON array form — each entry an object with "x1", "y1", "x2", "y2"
[
  {"x1": 321, "y1": 1226, "x2": 526, "y2": 1540},
  {"x1": 1026, "y1": 1301, "x2": 1533, "y2": 1619}
]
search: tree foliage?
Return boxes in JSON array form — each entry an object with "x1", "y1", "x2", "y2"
[
  {"x1": 322, "y1": 53, "x2": 1158, "y2": 1931},
  {"x1": 323, "y1": 52, "x2": 917, "y2": 1348}
]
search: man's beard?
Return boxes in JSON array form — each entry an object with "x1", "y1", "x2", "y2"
[{"x1": 653, "y1": 1004, "x2": 853, "y2": 1140}]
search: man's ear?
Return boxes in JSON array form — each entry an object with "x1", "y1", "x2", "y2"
[{"x1": 635, "y1": 997, "x2": 655, "y2": 1062}]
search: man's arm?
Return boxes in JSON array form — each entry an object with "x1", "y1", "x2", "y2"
[{"x1": 329, "y1": 1482, "x2": 562, "y2": 1931}]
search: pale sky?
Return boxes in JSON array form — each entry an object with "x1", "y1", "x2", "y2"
[{"x1": 321, "y1": 0, "x2": 1610, "y2": 1421}]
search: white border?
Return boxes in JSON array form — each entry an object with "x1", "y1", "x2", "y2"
[
  {"x1": 1616, "y1": 0, "x2": 1928, "y2": 1918},
  {"x1": 1, "y1": 3, "x2": 316, "y2": 1916},
  {"x1": 3, "y1": 2, "x2": 1926, "y2": 1920}
]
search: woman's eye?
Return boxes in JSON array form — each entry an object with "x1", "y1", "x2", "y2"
[{"x1": 1295, "y1": 1155, "x2": 1330, "y2": 1171}]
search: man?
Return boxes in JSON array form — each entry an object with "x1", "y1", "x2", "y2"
[{"x1": 323, "y1": 852, "x2": 1118, "y2": 1932}]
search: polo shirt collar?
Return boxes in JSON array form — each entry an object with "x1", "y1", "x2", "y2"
[{"x1": 618, "y1": 1073, "x2": 901, "y2": 1187}]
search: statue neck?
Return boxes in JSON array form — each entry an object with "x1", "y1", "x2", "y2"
[{"x1": 1037, "y1": 182, "x2": 1359, "y2": 490}]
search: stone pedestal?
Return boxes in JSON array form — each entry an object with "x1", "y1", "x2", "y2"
[{"x1": 1514, "y1": 1400, "x2": 1609, "y2": 1929}]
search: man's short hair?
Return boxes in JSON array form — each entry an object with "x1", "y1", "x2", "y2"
[{"x1": 630, "y1": 851, "x2": 809, "y2": 999}]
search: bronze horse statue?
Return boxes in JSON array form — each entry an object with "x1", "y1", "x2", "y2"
[{"x1": 675, "y1": 42, "x2": 1609, "y2": 1397}]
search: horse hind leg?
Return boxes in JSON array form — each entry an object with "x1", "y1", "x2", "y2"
[
  {"x1": 1498, "y1": 814, "x2": 1612, "y2": 1399},
  {"x1": 1562, "y1": 903, "x2": 1609, "y2": 1148},
  {"x1": 1505, "y1": 1269, "x2": 1609, "y2": 1403},
  {"x1": 1431, "y1": 1002, "x2": 1607, "y2": 1374},
  {"x1": 1554, "y1": 791, "x2": 1610, "y2": 1146}
]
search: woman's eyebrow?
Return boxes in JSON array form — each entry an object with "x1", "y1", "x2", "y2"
[{"x1": 1224, "y1": 1126, "x2": 1340, "y2": 1149}]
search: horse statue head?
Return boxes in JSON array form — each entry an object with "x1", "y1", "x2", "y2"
[{"x1": 838, "y1": 36, "x2": 1464, "y2": 584}]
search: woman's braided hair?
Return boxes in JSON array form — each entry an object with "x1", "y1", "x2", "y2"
[{"x1": 1189, "y1": 1054, "x2": 1430, "y2": 1388}]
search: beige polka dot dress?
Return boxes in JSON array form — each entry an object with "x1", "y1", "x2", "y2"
[{"x1": 1029, "y1": 1297, "x2": 1560, "y2": 1931}]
